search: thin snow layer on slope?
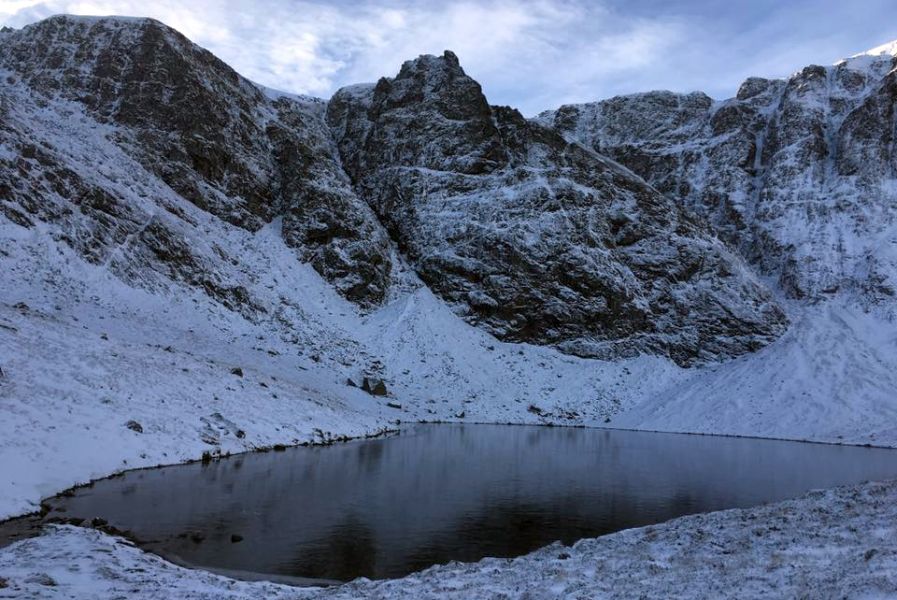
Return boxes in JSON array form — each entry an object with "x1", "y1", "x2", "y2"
[
  {"x1": 2, "y1": 480, "x2": 896, "y2": 598},
  {"x1": 0, "y1": 15, "x2": 392, "y2": 306},
  {"x1": 611, "y1": 299, "x2": 897, "y2": 445},
  {"x1": 361, "y1": 289, "x2": 682, "y2": 424},
  {"x1": 0, "y1": 67, "x2": 895, "y2": 520},
  {"x1": 4, "y1": 192, "x2": 897, "y2": 519},
  {"x1": 327, "y1": 52, "x2": 787, "y2": 367},
  {"x1": 539, "y1": 49, "x2": 897, "y2": 310},
  {"x1": 0, "y1": 223, "x2": 390, "y2": 520}
]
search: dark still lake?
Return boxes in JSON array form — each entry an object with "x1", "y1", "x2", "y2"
[{"x1": 46, "y1": 425, "x2": 897, "y2": 584}]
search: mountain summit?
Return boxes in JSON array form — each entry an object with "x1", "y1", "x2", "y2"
[
  {"x1": 0, "y1": 16, "x2": 790, "y2": 365},
  {"x1": 541, "y1": 46, "x2": 897, "y2": 311},
  {"x1": 0, "y1": 14, "x2": 392, "y2": 305},
  {"x1": 851, "y1": 38, "x2": 897, "y2": 58},
  {"x1": 328, "y1": 51, "x2": 787, "y2": 364}
]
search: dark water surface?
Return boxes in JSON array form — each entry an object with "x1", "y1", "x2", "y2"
[{"x1": 47, "y1": 425, "x2": 897, "y2": 582}]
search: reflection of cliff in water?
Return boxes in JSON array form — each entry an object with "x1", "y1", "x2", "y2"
[
  {"x1": 46, "y1": 424, "x2": 897, "y2": 581},
  {"x1": 285, "y1": 514, "x2": 378, "y2": 581}
]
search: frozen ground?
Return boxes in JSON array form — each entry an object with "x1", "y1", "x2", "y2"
[
  {"x1": 611, "y1": 299, "x2": 897, "y2": 446},
  {"x1": 1, "y1": 480, "x2": 896, "y2": 598}
]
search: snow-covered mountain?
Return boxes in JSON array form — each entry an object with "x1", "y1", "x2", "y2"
[
  {"x1": 538, "y1": 44, "x2": 897, "y2": 312},
  {"x1": 327, "y1": 51, "x2": 785, "y2": 364},
  {"x1": 2, "y1": 13, "x2": 897, "y2": 525},
  {"x1": 0, "y1": 14, "x2": 391, "y2": 307},
  {"x1": 0, "y1": 15, "x2": 787, "y2": 367}
]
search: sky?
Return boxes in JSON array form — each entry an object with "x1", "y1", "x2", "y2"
[{"x1": 1, "y1": 0, "x2": 896, "y2": 115}]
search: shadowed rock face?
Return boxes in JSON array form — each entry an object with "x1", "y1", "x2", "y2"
[
  {"x1": 327, "y1": 52, "x2": 787, "y2": 365},
  {"x1": 0, "y1": 16, "x2": 791, "y2": 365},
  {"x1": 1, "y1": 15, "x2": 275, "y2": 229},
  {"x1": 0, "y1": 15, "x2": 391, "y2": 306},
  {"x1": 540, "y1": 51, "x2": 897, "y2": 309}
]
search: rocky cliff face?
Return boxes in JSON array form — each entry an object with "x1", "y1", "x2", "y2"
[
  {"x1": 539, "y1": 47, "x2": 897, "y2": 310},
  {"x1": 327, "y1": 52, "x2": 786, "y2": 365},
  {"x1": 0, "y1": 15, "x2": 391, "y2": 306},
  {"x1": 0, "y1": 15, "x2": 793, "y2": 366}
]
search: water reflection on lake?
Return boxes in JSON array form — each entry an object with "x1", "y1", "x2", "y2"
[{"x1": 49, "y1": 424, "x2": 897, "y2": 582}]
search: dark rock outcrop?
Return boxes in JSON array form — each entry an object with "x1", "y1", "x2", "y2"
[
  {"x1": 0, "y1": 16, "x2": 796, "y2": 366},
  {"x1": 327, "y1": 52, "x2": 787, "y2": 365},
  {"x1": 0, "y1": 15, "x2": 390, "y2": 306},
  {"x1": 362, "y1": 377, "x2": 388, "y2": 396},
  {"x1": 540, "y1": 48, "x2": 897, "y2": 307}
]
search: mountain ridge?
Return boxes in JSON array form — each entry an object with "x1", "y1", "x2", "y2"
[
  {"x1": 0, "y1": 14, "x2": 394, "y2": 306},
  {"x1": 1, "y1": 14, "x2": 789, "y2": 366},
  {"x1": 539, "y1": 46, "x2": 897, "y2": 315}
]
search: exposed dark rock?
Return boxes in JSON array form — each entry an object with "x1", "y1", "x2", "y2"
[
  {"x1": 125, "y1": 420, "x2": 143, "y2": 433},
  {"x1": 0, "y1": 15, "x2": 391, "y2": 307},
  {"x1": 328, "y1": 52, "x2": 787, "y2": 365},
  {"x1": 540, "y1": 50, "x2": 897, "y2": 308},
  {"x1": 19, "y1": 15, "x2": 894, "y2": 368},
  {"x1": 268, "y1": 98, "x2": 391, "y2": 304},
  {"x1": 362, "y1": 377, "x2": 388, "y2": 396},
  {"x1": 230, "y1": 367, "x2": 243, "y2": 377},
  {"x1": 23, "y1": 573, "x2": 56, "y2": 586}
]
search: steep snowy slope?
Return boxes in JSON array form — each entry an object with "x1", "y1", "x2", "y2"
[
  {"x1": 539, "y1": 43, "x2": 897, "y2": 311},
  {"x1": 0, "y1": 15, "x2": 391, "y2": 305},
  {"x1": 0, "y1": 184, "x2": 689, "y2": 520},
  {"x1": 0, "y1": 55, "x2": 684, "y2": 518},
  {"x1": 0, "y1": 15, "x2": 895, "y2": 517},
  {"x1": 328, "y1": 52, "x2": 786, "y2": 366}
]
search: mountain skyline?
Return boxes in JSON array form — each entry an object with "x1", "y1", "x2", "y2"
[{"x1": 2, "y1": 0, "x2": 897, "y2": 115}]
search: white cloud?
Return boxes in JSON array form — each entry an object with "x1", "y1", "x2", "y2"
[
  {"x1": 0, "y1": 0, "x2": 685, "y2": 112},
  {"x1": 1, "y1": 0, "x2": 895, "y2": 115}
]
